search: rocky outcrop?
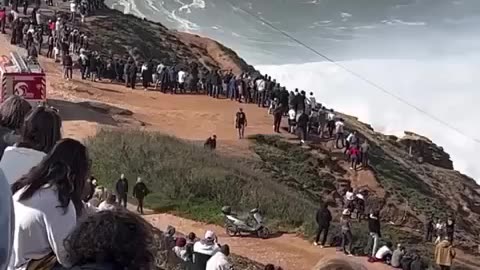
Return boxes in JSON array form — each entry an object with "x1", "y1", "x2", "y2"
[{"x1": 397, "y1": 131, "x2": 454, "y2": 170}]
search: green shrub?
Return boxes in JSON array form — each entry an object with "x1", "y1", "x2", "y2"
[{"x1": 86, "y1": 129, "x2": 316, "y2": 231}]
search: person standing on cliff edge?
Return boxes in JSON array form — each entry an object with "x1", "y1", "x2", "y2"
[{"x1": 235, "y1": 108, "x2": 247, "y2": 139}]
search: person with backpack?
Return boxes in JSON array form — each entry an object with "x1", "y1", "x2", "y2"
[
  {"x1": 115, "y1": 174, "x2": 128, "y2": 208},
  {"x1": 132, "y1": 177, "x2": 149, "y2": 215},
  {"x1": 313, "y1": 203, "x2": 332, "y2": 248},
  {"x1": 235, "y1": 108, "x2": 247, "y2": 139}
]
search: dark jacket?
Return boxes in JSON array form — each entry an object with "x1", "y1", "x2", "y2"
[
  {"x1": 133, "y1": 181, "x2": 149, "y2": 199},
  {"x1": 204, "y1": 137, "x2": 216, "y2": 150},
  {"x1": 315, "y1": 207, "x2": 332, "y2": 227},
  {"x1": 70, "y1": 263, "x2": 115, "y2": 270},
  {"x1": 368, "y1": 215, "x2": 381, "y2": 236},
  {"x1": 297, "y1": 113, "x2": 309, "y2": 128},
  {"x1": 115, "y1": 178, "x2": 128, "y2": 195},
  {"x1": 410, "y1": 258, "x2": 427, "y2": 270}
]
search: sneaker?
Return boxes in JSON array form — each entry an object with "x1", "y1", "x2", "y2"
[
  {"x1": 313, "y1": 242, "x2": 318, "y2": 246},
  {"x1": 347, "y1": 254, "x2": 353, "y2": 257},
  {"x1": 319, "y1": 245, "x2": 324, "y2": 248}
]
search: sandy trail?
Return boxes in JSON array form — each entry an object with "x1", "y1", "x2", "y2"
[{"x1": 0, "y1": 35, "x2": 390, "y2": 270}]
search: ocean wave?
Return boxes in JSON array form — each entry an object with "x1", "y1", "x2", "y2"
[{"x1": 257, "y1": 57, "x2": 480, "y2": 181}]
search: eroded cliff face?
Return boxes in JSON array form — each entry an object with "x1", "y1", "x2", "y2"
[{"x1": 398, "y1": 131, "x2": 453, "y2": 170}]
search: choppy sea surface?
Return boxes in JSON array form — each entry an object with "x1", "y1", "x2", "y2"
[{"x1": 106, "y1": 0, "x2": 480, "y2": 181}]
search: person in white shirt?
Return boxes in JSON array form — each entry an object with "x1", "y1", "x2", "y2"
[
  {"x1": 326, "y1": 109, "x2": 336, "y2": 138},
  {"x1": 288, "y1": 108, "x2": 296, "y2": 134},
  {"x1": 193, "y1": 231, "x2": 221, "y2": 269},
  {"x1": 375, "y1": 242, "x2": 394, "y2": 263},
  {"x1": 255, "y1": 77, "x2": 266, "y2": 107},
  {"x1": 10, "y1": 139, "x2": 89, "y2": 269},
  {"x1": 335, "y1": 118, "x2": 345, "y2": 149},
  {"x1": 306, "y1": 92, "x2": 317, "y2": 115},
  {"x1": 70, "y1": 0, "x2": 77, "y2": 22},
  {"x1": 0, "y1": 106, "x2": 62, "y2": 185},
  {"x1": 177, "y1": 69, "x2": 187, "y2": 94},
  {"x1": 98, "y1": 193, "x2": 117, "y2": 211},
  {"x1": 206, "y1": 244, "x2": 233, "y2": 270}
]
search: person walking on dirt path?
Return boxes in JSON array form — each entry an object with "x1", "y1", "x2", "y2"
[
  {"x1": 133, "y1": 177, "x2": 149, "y2": 215},
  {"x1": 115, "y1": 174, "x2": 128, "y2": 208},
  {"x1": 314, "y1": 203, "x2": 332, "y2": 248},
  {"x1": 366, "y1": 210, "x2": 382, "y2": 257},
  {"x1": 62, "y1": 52, "x2": 73, "y2": 80},
  {"x1": 435, "y1": 236, "x2": 456, "y2": 270},
  {"x1": 349, "y1": 145, "x2": 359, "y2": 170},
  {"x1": 273, "y1": 103, "x2": 284, "y2": 133},
  {"x1": 326, "y1": 109, "x2": 335, "y2": 138},
  {"x1": 341, "y1": 209, "x2": 353, "y2": 256},
  {"x1": 128, "y1": 61, "x2": 138, "y2": 90},
  {"x1": 360, "y1": 140, "x2": 370, "y2": 168},
  {"x1": 297, "y1": 111, "x2": 309, "y2": 144},
  {"x1": 235, "y1": 108, "x2": 247, "y2": 139},
  {"x1": 204, "y1": 135, "x2": 217, "y2": 150},
  {"x1": 335, "y1": 118, "x2": 345, "y2": 149}
]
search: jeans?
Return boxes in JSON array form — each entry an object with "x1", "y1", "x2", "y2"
[
  {"x1": 342, "y1": 231, "x2": 352, "y2": 254},
  {"x1": 212, "y1": 85, "x2": 220, "y2": 98},
  {"x1": 315, "y1": 225, "x2": 329, "y2": 246},
  {"x1": 366, "y1": 232, "x2": 380, "y2": 257},
  {"x1": 118, "y1": 193, "x2": 127, "y2": 208}
]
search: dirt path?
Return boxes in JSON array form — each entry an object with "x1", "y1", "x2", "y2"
[{"x1": 0, "y1": 35, "x2": 391, "y2": 269}]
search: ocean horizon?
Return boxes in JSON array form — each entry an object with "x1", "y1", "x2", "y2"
[{"x1": 106, "y1": 0, "x2": 480, "y2": 181}]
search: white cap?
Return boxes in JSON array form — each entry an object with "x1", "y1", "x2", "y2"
[
  {"x1": 204, "y1": 230, "x2": 216, "y2": 240},
  {"x1": 121, "y1": 174, "x2": 125, "y2": 178}
]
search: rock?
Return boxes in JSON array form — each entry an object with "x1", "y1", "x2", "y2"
[{"x1": 398, "y1": 131, "x2": 454, "y2": 170}]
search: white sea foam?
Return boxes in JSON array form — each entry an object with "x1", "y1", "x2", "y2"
[{"x1": 257, "y1": 57, "x2": 480, "y2": 181}]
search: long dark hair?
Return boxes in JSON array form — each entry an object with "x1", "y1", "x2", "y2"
[
  {"x1": 18, "y1": 105, "x2": 62, "y2": 153},
  {"x1": 0, "y1": 96, "x2": 32, "y2": 131},
  {"x1": 11, "y1": 138, "x2": 89, "y2": 216}
]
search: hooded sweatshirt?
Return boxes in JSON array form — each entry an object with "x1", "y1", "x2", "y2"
[{"x1": 0, "y1": 146, "x2": 46, "y2": 185}]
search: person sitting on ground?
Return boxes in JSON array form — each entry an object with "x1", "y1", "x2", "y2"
[
  {"x1": 434, "y1": 236, "x2": 456, "y2": 270},
  {"x1": 165, "y1": 225, "x2": 177, "y2": 249},
  {"x1": 173, "y1": 237, "x2": 189, "y2": 262},
  {"x1": 410, "y1": 253, "x2": 427, "y2": 270},
  {"x1": 98, "y1": 193, "x2": 117, "y2": 211},
  {"x1": 82, "y1": 176, "x2": 97, "y2": 202},
  {"x1": 374, "y1": 242, "x2": 394, "y2": 264},
  {"x1": 0, "y1": 96, "x2": 32, "y2": 157},
  {"x1": 64, "y1": 210, "x2": 155, "y2": 270},
  {"x1": 193, "y1": 230, "x2": 221, "y2": 270},
  {"x1": 10, "y1": 139, "x2": 89, "y2": 269},
  {"x1": 391, "y1": 244, "x2": 406, "y2": 268},
  {"x1": 133, "y1": 177, "x2": 149, "y2": 215},
  {"x1": 0, "y1": 106, "x2": 62, "y2": 185},
  {"x1": 206, "y1": 244, "x2": 232, "y2": 270},
  {"x1": 313, "y1": 258, "x2": 366, "y2": 270},
  {"x1": 204, "y1": 135, "x2": 217, "y2": 150}
]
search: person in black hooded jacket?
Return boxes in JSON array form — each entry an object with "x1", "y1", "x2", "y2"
[
  {"x1": 313, "y1": 203, "x2": 332, "y2": 247},
  {"x1": 366, "y1": 211, "x2": 382, "y2": 257}
]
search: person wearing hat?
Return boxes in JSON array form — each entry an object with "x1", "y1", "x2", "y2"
[
  {"x1": 340, "y1": 209, "x2": 353, "y2": 256},
  {"x1": 193, "y1": 230, "x2": 221, "y2": 270}
]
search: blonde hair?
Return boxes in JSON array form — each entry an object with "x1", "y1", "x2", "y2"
[{"x1": 313, "y1": 258, "x2": 366, "y2": 270}]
